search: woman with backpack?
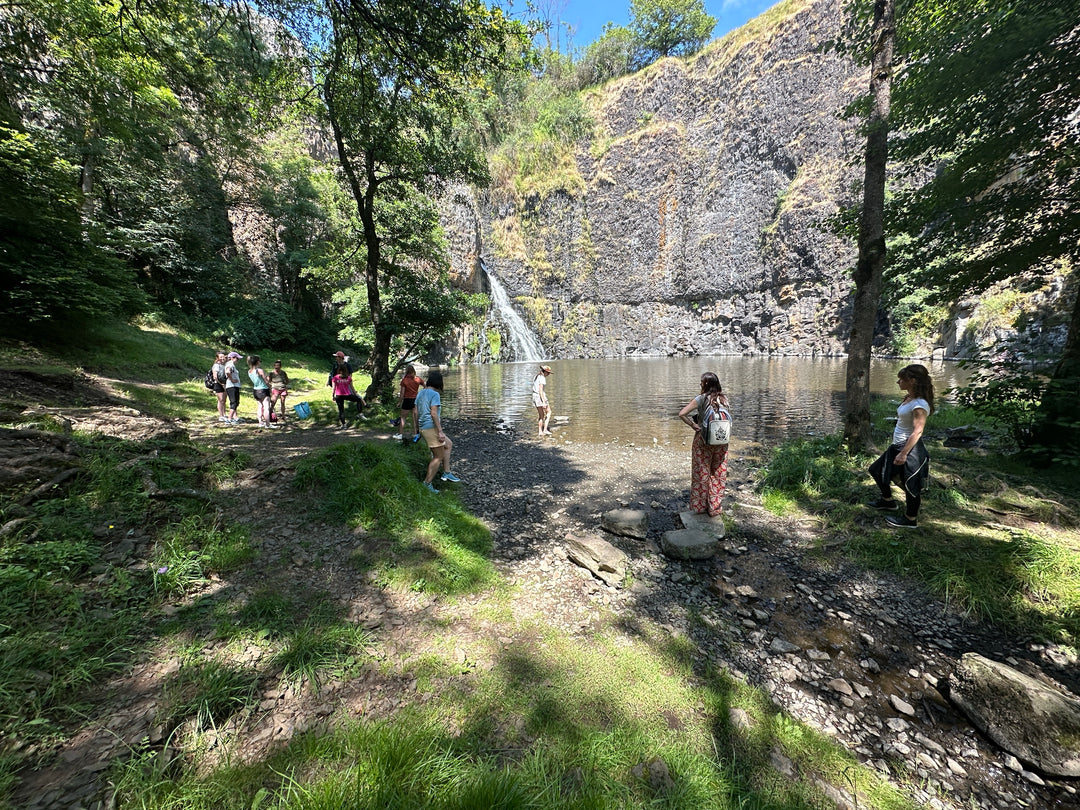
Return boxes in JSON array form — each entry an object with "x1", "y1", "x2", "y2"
[
  {"x1": 211, "y1": 351, "x2": 228, "y2": 423},
  {"x1": 678, "y1": 372, "x2": 730, "y2": 517}
]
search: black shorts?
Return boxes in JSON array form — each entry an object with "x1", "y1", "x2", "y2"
[
  {"x1": 401, "y1": 397, "x2": 416, "y2": 411},
  {"x1": 254, "y1": 389, "x2": 269, "y2": 402},
  {"x1": 212, "y1": 383, "x2": 225, "y2": 393}
]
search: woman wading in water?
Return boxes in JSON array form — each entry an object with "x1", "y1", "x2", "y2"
[{"x1": 867, "y1": 364, "x2": 935, "y2": 528}]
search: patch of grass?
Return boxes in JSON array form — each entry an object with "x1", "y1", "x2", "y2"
[
  {"x1": 274, "y1": 623, "x2": 372, "y2": 690},
  {"x1": 294, "y1": 442, "x2": 495, "y2": 595},
  {"x1": 755, "y1": 406, "x2": 1080, "y2": 647},
  {"x1": 0, "y1": 428, "x2": 254, "y2": 785},
  {"x1": 108, "y1": 623, "x2": 914, "y2": 809},
  {"x1": 161, "y1": 660, "x2": 258, "y2": 731}
]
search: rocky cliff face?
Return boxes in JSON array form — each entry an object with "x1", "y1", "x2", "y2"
[{"x1": 444, "y1": 0, "x2": 865, "y2": 362}]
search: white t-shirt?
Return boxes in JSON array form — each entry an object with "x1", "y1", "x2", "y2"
[
  {"x1": 531, "y1": 374, "x2": 547, "y2": 407},
  {"x1": 224, "y1": 361, "x2": 240, "y2": 389},
  {"x1": 893, "y1": 398, "x2": 930, "y2": 445}
]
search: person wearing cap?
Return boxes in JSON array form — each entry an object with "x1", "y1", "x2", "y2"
[
  {"x1": 531, "y1": 365, "x2": 553, "y2": 436},
  {"x1": 328, "y1": 351, "x2": 368, "y2": 421},
  {"x1": 223, "y1": 351, "x2": 242, "y2": 423}
]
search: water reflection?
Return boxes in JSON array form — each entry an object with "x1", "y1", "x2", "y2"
[{"x1": 441, "y1": 357, "x2": 966, "y2": 449}]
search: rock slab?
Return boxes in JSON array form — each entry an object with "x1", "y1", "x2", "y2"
[
  {"x1": 565, "y1": 533, "x2": 627, "y2": 587},
  {"x1": 601, "y1": 508, "x2": 648, "y2": 539},
  {"x1": 949, "y1": 652, "x2": 1080, "y2": 777},
  {"x1": 679, "y1": 511, "x2": 726, "y2": 539},
  {"x1": 660, "y1": 528, "x2": 719, "y2": 560}
]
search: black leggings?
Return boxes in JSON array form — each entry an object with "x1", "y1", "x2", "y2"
[
  {"x1": 334, "y1": 394, "x2": 364, "y2": 421},
  {"x1": 869, "y1": 441, "x2": 929, "y2": 518}
]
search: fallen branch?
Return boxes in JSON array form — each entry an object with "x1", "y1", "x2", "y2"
[
  {"x1": 0, "y1": 517, "x2": 33, "y2": 540},
  {"x1": 18, "y1": 467, "x2": 85, "y2": 507}
]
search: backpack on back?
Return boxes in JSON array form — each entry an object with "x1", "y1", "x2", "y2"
[
  {"x1": 203, "y1": 368, "x2": 216, "y2": 391},
  {"x1": 701, "y1": 398, "x2": 731, "y2": 446}
]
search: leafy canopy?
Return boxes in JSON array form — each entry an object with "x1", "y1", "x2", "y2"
[{"x1": 629, "y1": 0, "x2": 716, "y2": 64}]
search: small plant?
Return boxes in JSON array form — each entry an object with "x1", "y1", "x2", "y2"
[{"x1": 161, "y1": 661, "x2": 257, "y2": 730}]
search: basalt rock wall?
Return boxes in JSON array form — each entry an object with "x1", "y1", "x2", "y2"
[{"x1": 444, "y1": 0, "x2": 865, "y2": 361}]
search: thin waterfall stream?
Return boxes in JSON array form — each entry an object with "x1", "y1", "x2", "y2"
[{"x1": 483, "y1": 266, "x2": 546, "y2": 362}]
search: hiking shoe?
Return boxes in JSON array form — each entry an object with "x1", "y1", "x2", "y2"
[
  {"x1": 218, "y1": 416, "x2": 229, "y2": 423},
  {"x1": 440, "y1": 472, "x2": 461, "y2": 483},
  {"x1": 885, "y1": 515, "x2": 918, "y2": 529},
  {"x1": 412, "y1": 433, "x2": 421, "y2": 443},
  {"x1": 392, "y1": 433, "x2": 403, "y2": 440},
  {"x1": 424, "y1": 481, "x2": 439, "y2": 494},
  {"x1": 867, "y1": 498, "x2": 898, "y2": 510},
  {"x1": 357, "y1": 413, "x2": 369, "y2": 421}
]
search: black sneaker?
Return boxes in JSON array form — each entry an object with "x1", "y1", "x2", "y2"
[
  {"x1": 885, "y1": 515, "x2": 918, "y2": 529},
  {"x1": 867, "y1": 498, "x2": 898, "y2": 510}
]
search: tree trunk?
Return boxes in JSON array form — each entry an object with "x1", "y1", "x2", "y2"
[
  {"x1": 325, "y1": 70, "x2": 394, "y2": 403},
  {"x1": 843, "y1": 0, "x2": 896, "y2": 454},
  {"x1": 361, "y1": 150, "x2": 395, "y2": 402}
]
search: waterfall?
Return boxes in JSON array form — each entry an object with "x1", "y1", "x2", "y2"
[{"x1": 483, "y1": 266, "x2": 546, "y2": 362}]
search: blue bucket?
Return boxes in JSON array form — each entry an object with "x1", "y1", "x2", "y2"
[{"x1": 293, "y1": 401, "x2": 312, "y2": 419}]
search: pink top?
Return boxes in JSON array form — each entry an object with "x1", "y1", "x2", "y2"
[{"x1": 332, "y1": 374, "x2": 352, "y2": 397}]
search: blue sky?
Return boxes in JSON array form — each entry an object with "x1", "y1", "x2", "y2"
[{"x1": 514, "y1": 0, "x2": 782, "y2": 53}]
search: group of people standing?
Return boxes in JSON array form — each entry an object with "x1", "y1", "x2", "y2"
[
  {"x1": 677, "y1": 364, "x2": 934, "y2": 528},
  {"x1": 208, "y1": 347, "x2": 936, "y2": 523},
  {"x1": 210, "y1": 351, "x2": 290, "y2": 428}
]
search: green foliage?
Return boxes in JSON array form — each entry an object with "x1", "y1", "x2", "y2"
[
  {"x1": 887, "y1": 0, "x2": 1079, "y2": 302},
  {"x1": 955, "y1": 348, "x2": 1047, "y2": 450},
  {"x1": 576, "y1": 24, "x2": 637, "y2": 87},
  {"x1": 0, "y1": 125, "x2": 144, "y2": 330},
  {"x1": 756, "y1": 421, "x2": 1080, "y2": 646},
  {"x1": 629, "y1": 0, "x2": 717, "y2": 65}
]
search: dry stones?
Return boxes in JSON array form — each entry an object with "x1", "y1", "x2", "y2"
[
  {"x1": 660, "y1": 528, "x2": 719, "y2": 560},
  {"x1": 564, "y1": 533, "x2": 627, "y2": 587},
  {"x1": 600, "y1": 508, "x2": 648, "y2": 539},
  {"x1": 950, "y1": 652, "x2": 1080, "y2": 777}
]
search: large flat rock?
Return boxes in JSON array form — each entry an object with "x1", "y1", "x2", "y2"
[
  {"x1": 660, "y1": 528, "x2": 719, "y2": 561},
  {"x1": 950, "y1": 653, "x2": 1080, "y2": 777}
]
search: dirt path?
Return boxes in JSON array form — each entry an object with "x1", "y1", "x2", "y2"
[{"x1": 13, "y1": 405, "x2": 1080, "y2": 809}]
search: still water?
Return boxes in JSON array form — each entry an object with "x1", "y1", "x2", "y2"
[{"x1": 439, "y1": 356, "x2": 966, "y2": 449}]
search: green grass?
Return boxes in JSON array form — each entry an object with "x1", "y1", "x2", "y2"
[
  {"x1": 107, "y1": 627, "x2": 914, "y2": 810},
  {"x1": 754, "y1": 398, "x2": 1080, "y2": 648},
  {"x1": 294, "y1": 442, "x2": 496, "y2": 595}
]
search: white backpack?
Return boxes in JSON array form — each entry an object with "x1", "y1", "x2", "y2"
[{"x1": 702, "y1": 399, "x2": 731, "y2": 446}]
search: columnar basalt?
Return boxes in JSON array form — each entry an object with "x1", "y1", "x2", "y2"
[{"x1": 444, "y1": 0, "x2": 864, "y2": 362}]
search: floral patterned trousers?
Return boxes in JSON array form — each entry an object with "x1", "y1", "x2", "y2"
[{"x1": 690, "y1": 433, "x2": 728, "y2": 516}]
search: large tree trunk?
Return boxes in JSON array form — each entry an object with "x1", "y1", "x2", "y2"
[{"x1": 843, "y1": 0, "x2": 896, "y2": 454}]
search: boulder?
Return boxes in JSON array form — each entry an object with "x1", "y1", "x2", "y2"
[
  {"x1": 660, "y1": 528, "x2": 719, "y2": 560},
  {"x1": 565, "y1": 533, "x2": 627, "y2": 587},
  {"x1": 679, "y1": 510, "x2": 726, "y2": 538},
  {"x1": 601, "y1": 508, "x2": 648, "y2": 539},
  {"x1": 949, "y1": 653, "x2": 1080, "y2": 777}
]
